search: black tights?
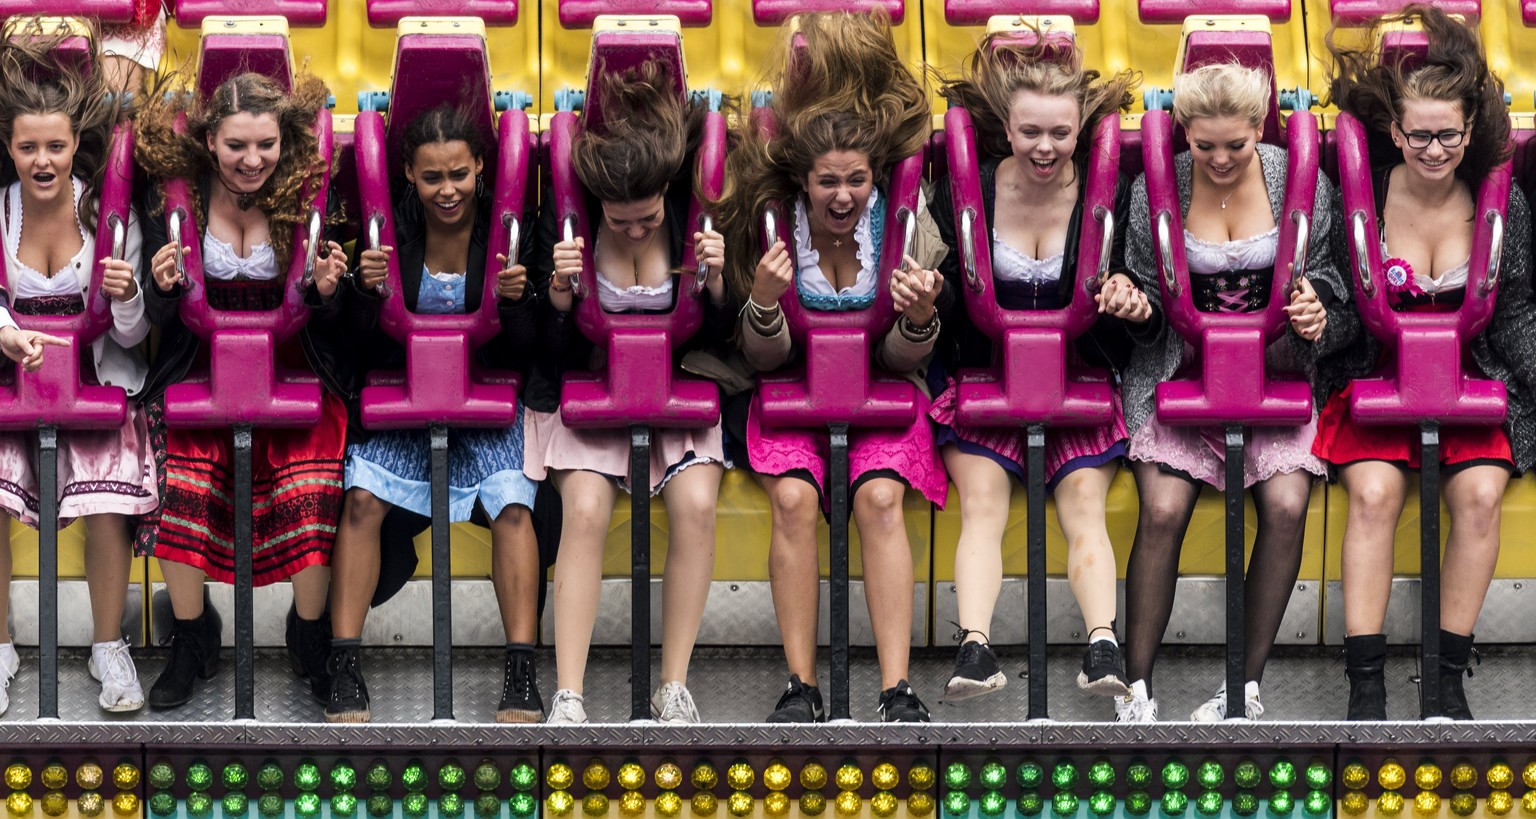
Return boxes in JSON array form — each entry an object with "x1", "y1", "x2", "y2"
[{"x1": 1122, "y1": 461, "x2": 1311, "y2": 697}]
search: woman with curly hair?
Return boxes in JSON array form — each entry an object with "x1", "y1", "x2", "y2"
[
  {"x1": 134, "y1": 70, "x2": 352, "y2": 710},
  {"x1": 1319, "y1": 5, "x2": 1536, "y2": 720},
  {"x1": 526, "y1": 59, "x2": 732, "y2": 724},
  {"x1": 1117, "y1": 63, "x2": 1350, "y2": 723},
  {"x1": 0, "y1": 26, "x2": 153, "y2": 714},
  {"x1": 928, "y1": 34, "x2": 1146, "y2": 707},
  {"x1": 717, "y1": 10, "x2": 943, "y2": 723}
]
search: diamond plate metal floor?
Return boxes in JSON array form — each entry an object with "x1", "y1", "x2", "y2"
[{"x1": 1, "y1": 644, "x2": 1529, "y2": 724}]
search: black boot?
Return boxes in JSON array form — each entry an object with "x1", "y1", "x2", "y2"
[
  {"x1": 286, "y1": 605, "x2": 333, "y2": 704},
  {"x1": 1431, "y1": 630, "x2": 1478, "y2": 721},
  {"x1": 323, "y1": 641, "x2": 370, "y2": 723},
  {"x1": 149, "y1": 606, "x2": 223, "y2": 710},
  {"x1": 1344, "y1": 634, "x2": 1388, "y2": 721}
]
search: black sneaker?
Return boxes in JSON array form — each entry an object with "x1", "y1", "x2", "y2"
[
  {"x1": 497, "y1": 650, "x2": 544, "y2": 724},
  {"x1": 766, "y1": 675, "x2": 825, "y2": 723},
  {"x1": 148, "y1": 606, "x2": 222, "y2": 710},
  {"x1": 944, "y1": 641, "x2": 1007, "y2": 701},
  {"x1": 323, "y1": 647, "x2": 370, "y2": 723},
  {"x1": 286, "y1": 606, "x2": 332, "y2": 704},
  {"x1": 1076, "y1": 641, "x2": 1130, "y2": 697},
  {"x1": 878, "y1": 679, "x2": 930, "y2": 723}
]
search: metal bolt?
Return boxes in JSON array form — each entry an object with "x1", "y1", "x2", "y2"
[{"x1": 1176, "y1": 630, "x2": 1186, "y2": 638}]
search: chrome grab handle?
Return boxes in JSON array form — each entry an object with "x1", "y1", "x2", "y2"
[
  {"x1": 503, "y1": 212, "x2": 521, "y2": 269},
  {"x1": 693, "y1": 215, "x2": 713, "y2": 296},
  {"x1": 169, "y1": 209, "x2": 187, "y2": 284},
  {"x1": 1351, "y1": 211, "x2": 1375, "y2": 298},
  {"x1": 1481, "y1": 210, "x2": 1504, "y2": 298},
  {"x1": 365, "y1": 212, "x2": 391, "y2": 297},
  {"x1": 302, "y1": 208, "x2": 323, "y2": 288},
  {"x1": 1289, "y1": 210, "x2": 1310, "y2": 288},
  {"x1": 959, "y1": 207, "x2": 981, "y2": 293},
  {"x1": 99, "y1": 213, "x2": 128, "y2": 300},
  {"x1": 762, "y1": 210, "x2": 778, "y2": 248},
  {"x1": 1093, "y1": 205, "x2": 1114, "y2": 289},
  {"x1": 1155, "y1": 211, "x2": 1180, "y2": 297},
  {"x1": 898, "y1": 207, "x2": 917, "y2": 271},
  {"x1": 561, "y1": 214, "x2": 583, "y2": 298}
]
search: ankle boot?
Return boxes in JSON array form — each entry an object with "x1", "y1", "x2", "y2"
[
  {"x1": 286, "y1": 605, "x2": 334, "y2": 704},
  {"x1": 149, "y1": 606, "x2": 222, "y2": 710},
  {"x1": 1430, "y1": 630, "x2": 1478, "y2": 720},
  {"x1": 1344, "y1": 634, "x2": 1388, "y2": 721}
]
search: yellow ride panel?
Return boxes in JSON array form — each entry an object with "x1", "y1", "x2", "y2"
[{"x1": 8, "y1": 522, "x2": 149, "y2": 581}]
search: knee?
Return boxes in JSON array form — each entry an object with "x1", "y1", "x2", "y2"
[
  {"x1": 666, "y1": 483, "x2": 719, "y2": 526},
  {"x1": 1053, "y1": 472, "x2": 1103, "y2": 517},
  {"x1": 853, "y1": 479, "x2": 906, "y2": 532},
  {"x1": 342, "y1": 488, "x2": 389, "y2": 527},
  {"x1": 564, "y1": 490, "x2": 612, "y2": 528},
  {"x1": 958, "y1": 478, "x2": 1012, "y2": 523},
  {"x1": 769, "y1": 480, "x2": 820, "y2": 531},
  {"x1": 1136, "y1": 493, "x2": 1192, "y2": 536},
  {"x1": 1453, "y1": 478, "x2": 1505, "y2": 524},
  {"x1": 1349, "y1": 478, "x2": 1402, "y2": 524},
  {"x1": 496, "y1": 503, "x2": 532, "y2": 529},
  {"x1": 1261, "y1": 483, "x2": 1311, "y2": 526}
]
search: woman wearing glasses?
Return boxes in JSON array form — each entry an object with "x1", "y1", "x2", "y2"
[{"x1": 1319, "y1": 4, "x2": 1536, "y2": 720}]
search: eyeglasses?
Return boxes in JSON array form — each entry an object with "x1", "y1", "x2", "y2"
[{"x1": 1396, "y1": 125, "x2": 1467, "y2": 149}]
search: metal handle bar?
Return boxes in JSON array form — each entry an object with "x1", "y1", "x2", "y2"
[
  {"x1": 169, "y1": 209, "x2": 187, "y2": 285},
  {"x1": 960, "y1": 207, "x2": 981, "y2": 293},
  {"x1": 504, "y1": 213, "x2": 521, "y2": 270},
  {"x1": 302, "y1": 208, "x2": 323, "y2": 289},
  {"x1": 898, "y1": 207, "x2": 917, "y2": 271},
  {"x1": 1155, "y1": 211, "x2": 1180, "y2": 297},
  {"x1": 763, "y1": 210, "x2": 778, "y2": 248},
  {"x1": 693, "y1": 215, "x2": 713, "y2": 297},
  {"x1": 1093, "y1": 205, "x2": 1115, "y2": 289},
  {"x1": 561, "y1": 214, "x2": 584, "y2": 298},
  {"x1": 1351, "y1": 211, "x2": 1375, "y2": 299},
  {"x1": 1290, "y1": 210, "x2": 1310, "y2": 288},
  {"x1": 1481, "y1": 210, "x2": 1504, "y2": 298}
]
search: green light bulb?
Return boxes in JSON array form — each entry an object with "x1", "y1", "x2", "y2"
[
  {"x1": 510, "y1": 793, "x2": 538, "y2": 818},
  {"x1": 1052, "y1": 763, "x2": 1079, "y2": 791},
  {"x1": 366, "y1": 762, "x2": 392, "y2": 792},
  {"x1": 440, "y1": 764, "x2": 467, "y2": 792},
  {"x1": 1018, "y1": 763, "x2": 1045, "y2": 790},
  {"x1": 332, "y1": 763, "x2": 358, "y2": 792},
  {"x1": 403, "y1": 763, "x2": 428, "y2": 793},
  {"x1": 510, "y1": 765, "x2": 537, "y2": 793},
  {"x1": 257, "y1": 794, "x2": 284, "y2": 818},
  {"x1": 186, "y1": 793, "x2": 213, "y2": 819},
  {"x1": 1233, "y1": 793, "x2": 1259, "y2": 817},
  {"x1": 1196, "y1": 792, "x2": 1223, "y2": 817},
  {"x1": 980, "y1": 763, "x2": 1007, "y2": 790},
  {"x1": 333, "y1": 794, "x2": 359, "y2": 817},
  {"x1": 1305, "y1": 764, "x2": 1331, "y2": 790},
  {"x1": 224, "y1": 764, "x2": 250, "y2": 791},
  {"x1": 1196, "y1": 762, "x2": 1223, "y2": 790},
  {"x1": 224, "y1": 793, "x2": 249, "y2": 816},
  {"x1": 1303, "y1": 791, "x2": 1330, "y2": 817},
  {"x1": 943, "y1": 791, "x2": 970, "y2": 817},
  {"x1": 474, "y1": 763, "x2": 501, "y2": 792},
  {"x1": 1234, "y1": 763, "x2": 1261, "y2": 791},
  {"x1": 1269, "y1": 763, "x2": 1297, "y2": 791},
  {"x1": 1162, "y1": 762, "x2": 1190, "y2": 791},
  {"x1": 403, "y1": 793, "x2": 429, "y2": 819},
  {"x1": 1267, "y1": 792, "x2": 1293, "y2": 817},
  {"x1": 149, "y1": 763, "x2": 176, "y2": 792},
  {"x1": 1089, "y1": 791, "x2": 1116, "y2": 818},
  {"x1": 1125, "y1": 792, "x2": 1152, "y2": 817},
  {"x1": 1018, "y1": 792, "x2": 1043, "y2": 817},
  {"x1": 1052, "y1": 793, "x2": 1078, "y2": 818},
  {"x1": 367, "y1": 795, "x2": 393, "y2": 818},
  {"x1": 1088, "y1": 762, "x2": 1115, "y2": 788},
  {"x1": 295, "y1": 761, "x2": 322, "y2": 792},
  {"x1": 149, "y1": 793, "x2": 176, "y2": 818},
  {"x1": 187, "y1": 763, "x2": 214, "y2": 791},
  {"x1": 296, "y1": 792, "x2": 323, "y2": 818},
  {"x1": 945, "y1": 764, "x2": 972, "y2": 791},
  {"x1": 476, "y1": 795, "x2": 502, "y2": 818},
  {"x1": 1161, "y1": 791, "x2": 1188, "y2": 817},
  {"x1": 981, "y1": 791, "x2": 1007, "y2": 817},
  {"x1": 1126, "y1": 763, "x2": 1153, "y2": 789},
  {"x1": 440, "y1": 793, "x2": 465, "y2": 817}
]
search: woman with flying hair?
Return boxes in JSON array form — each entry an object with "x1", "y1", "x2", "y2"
[
  {"x1": 0, "y1": 26, "x2": 152, "y2": 715},
  {"x1": 927, "y1": 33, "x2": 1146, "y2": 710},
  {"x1": 526, "y1": 59, "x2": 733, "y2": 725},
  {"x1": 1318, "y1": 4, "x2": 1536, "y2": 720},
  {"x1": 134, "y1": 70, "x2": 353, "y2": 711},
  {"x1": 717, "y1": 9, "x2": 944, "y2": 724},
  {"x1": 1118, "y1": 63, "x2": 1351, "y2": 723}
]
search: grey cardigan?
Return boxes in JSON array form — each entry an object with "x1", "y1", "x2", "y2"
[{"x1": 1122, "y1": 141, "x2": 1356, "y2": 437}]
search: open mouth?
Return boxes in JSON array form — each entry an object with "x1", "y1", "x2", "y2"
[
  {"x1": 1419, "y1": 158, "x2": 1449, "y2": 170},
  {"x1": 827, "y1": 204, "x2": 855, "y2": 226},
  {"x1": 1208, "y1": 164, "x2": 1236, "y2": 178},
  {"x1": 1029, "y1": 158, "x2": 1058, "y2": 176},
  {"x1": 236, "y1": 166, "x2": 266, "y2": 184},
  {"x1": 31, "y1": 171, "x2": 56, "y2": 187},
  {"x1": 434, "y1": 200, "x2": 463, "y2": 217}
]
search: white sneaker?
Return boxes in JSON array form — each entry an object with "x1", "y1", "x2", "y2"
[
  {"x1": 0, "y1": 643, "x2": 17, "y2": 716},
  {"x1": 1189, "y1": 681, "x2": 1263, "y2": 721},
  {"x1": 1114, "y1": 679, "x2": 1158, "y2": 724},
  {"x1": 546, "y1": 689, "x2": 589, "y2": 724},
  {"x1": 89, "y1": 639, "x2": 146, "y2": 713},
  {"x1": 651, "y1": 681, "x2": 701, "y2": 725}
]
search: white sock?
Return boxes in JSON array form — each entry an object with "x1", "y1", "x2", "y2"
[
  {"x1": 1128, "y1": 679, "x2": 1149, "y2": 700},
  {"x1": 1089, "y1": 631, "x2": 1118, "y2": 646}
]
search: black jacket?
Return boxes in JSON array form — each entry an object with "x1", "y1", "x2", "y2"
[
  {"x1": 527, "y1": 172, "x2": 738, "y2": 414},
  {"x1": 138, "y1": 175, "x2": 358, "y2": 404},
  {"x1": 929, "y1": 155, "x2": 1137, "y2": 377}
]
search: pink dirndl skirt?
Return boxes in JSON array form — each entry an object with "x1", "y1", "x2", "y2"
[
  {"x1": 0, "y1": 404, "x2": 158, "y2": 528},
  {"x1": 523, "y1": 408, "x2": 725, "y2": 497}
]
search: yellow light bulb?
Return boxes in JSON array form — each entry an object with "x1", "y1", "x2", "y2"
[
  {"x1": 1413, "y1": 791, "x2": 1441, "y2": 817},
  {"x1": 657, "y1": 793, "x2": 683, "y2": 819},
  {"x1": 112, "y1": 793, "x2": 138, "y2": 817},
  {"x1": 582, "y1": 794, "x2": 609, "y2": 816},
  {"x1": 1489, "y1": 764, "x2": 1515, "y2": 791},
  {"x1": 39, "y1": 792, "x2": 66, "y2": 818},
  {"x1": 1449, "y1": 764, "x2": 1477, "y2": 791},
  {"x1": 764, "y1": 764, "x2": 792, "y2": 792},
  {"x1": 1341, "y1": 792, "x2": 1368, "y2": 817},
  {"x1": 909, "y1": 764, "x2": 936, "y2": 792},
  {"x1": 728, "y1": 792, "x2": 753, "y2": 817},
  {"x1": 801, "y1": 764, "x2": 828, "y2": 792},
  {"x1": 584, "y1": 764, "x2": 611, "y2": 792},
  {"x1": 6, "y1": 793, "x2": 31, "y2": 818},
  {"x1": 1379, "y1": 762, "x2": 1407, "y2": 791},
  {"x1": 765, "y1": 793, "x2": 790, "y2": 818},
  {"x1": 692, "y1": 766, "x2": 719, "y2": 792},
  {"x1": 656, "y1": 765, "x2": 684, "y2": 792},
  {"x1": 799, "y1": 793, "x2": 826, "y2": 817},
  {"x1": 1379, "y1": 792, "x2": 1405, "y2": 817},
  {"x1": 548, "y1": 765, "x2": 576, "y2": 792},
  {"x1": 835, "y1": 791, "x2": 861, "y2": 817},
  {"x1": 112, "y1": 765, "x2": 140, "y2": 792},
  {"x1": 872, "y1": 791, "x2": 898, "y2": 818},
  {"x1": 4, "y1": 765, "x2": 31, "y2": 791},
  {"x1": 691, "y1": 793, "x2": 717, "y2": 816},
  {"x1": 726, "y1": 765, "x2": 754, "y2": 792},
  {"x1": 1342, "y1": 764, "x2": 1370, "y2": 791},
  {"x1": 908, "y1": 793, "x2": 935, "y2": 818},
  {"x1": 547, "y1": 791, "x2": 575, "y2": 818},
  {"x1": 1415, "y1": 764, "x2": 1443, "y2": 791},
  {"x1": 618, "y1": 765, "x2": 646, "y2": 793},
  {"x1": 619, "y1": 792, "x2": 645, "y2": 817},
  {"x1": 871, "y1": 765, "x2": 899, "y2": 792},
  {"x1": 1489, "y1": 791, "x2": 1514, "y2": 816}
]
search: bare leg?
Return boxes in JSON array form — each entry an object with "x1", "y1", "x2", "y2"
[
  {"x1": 1054, "y1": 463, "x2": 1119, "y2": 636},
  {"x1": 329, "y1": 488, "x2": 390, "y2": 640},
  {"x1": 490, "y1": 502, "x2": 540, "y2": 644},
  {"x1": 1440, "y1": 464, "x2": 1509, "y2": 635},
  {"x1": 101, "y1": 56, "x2": 145, "y2": 97},
  {"x1": 289, "y1": 564, "x2": 331, "y2": 622},
  {"x1": 158, "y1": 559, "x2": 207, "y2": 620},
  {"x1": 1243, "y1": 471, "x2": 1311, "y2": 683},
  {"x1": 657, "y1": 462, "x2": 722, "y2": 686},
  {"x1": 852, "y1": 477, "x2": 914, "y2": 690},
  {"x1": 82, "y1": 514, "x2": 133, "y2": 643},
  {"x1": 550, "y1": 470, "x2": 618, "y2": 695},
  {"x1": 942, "y1": 446, "x2": 1010, "y2": 641},
  {"x1": 762, "y1": 474, "x2": 823, "y2": 684},
  {"x1": 1122, "y1": 461, "x2": 1201, "y2": 695},
  {"x1": 0, "y1": 516, "x2": 10, "y2": 643},
  {"x1": 1339, "y1": 461, "x2": 1408, "y2": 636}
]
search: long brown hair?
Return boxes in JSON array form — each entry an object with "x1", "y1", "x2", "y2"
[
  {"x1": 716, "y1": 9, "x2": 930, "y2": 301},
  {"x1": 572, "y1": 58, "x2": 706, "y2": 205},
  {"x1": 940, "y1": 30, "x2": 1136, "y2": 161},
  {"x1": 0, "y1": 20, "x2": 122, "y2": 230},
  {"x1": 135, "y1": 69, "x2": 331, "y2": 269},
  {"x1": 1326, "y1": 3, "x2": 1510, "y2": 186}
]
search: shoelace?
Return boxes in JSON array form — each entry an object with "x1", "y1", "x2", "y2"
[
  {"x1": 550, "y1": 691, "x2": 584, "y2": 721},
  {"x1": 95, "y1": 643, "x2": 137, "y2": 686},
  {"x1": 1086, "y1": 641, "x2": 1120, "y2": 666},
  {"x1": 657, "y1": 686, "x2": 694, "y2": 721},
  {"x1": 503, "y1": 655, "x2": 532, "y2": 701},
  {"x1": 878, "y1": 685, "x2": 923, "y2": 717},
  {"x1": 1116, "y1": 695, "x2": 1154, "y2": 723},
  {"x1": 950, "y1": 621, "x2": 991, "y2": 645},
  {"x1": 328, "y1": 653, "x2": 365, "y2": 701}
]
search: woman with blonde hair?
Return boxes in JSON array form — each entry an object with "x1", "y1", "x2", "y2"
[
  {"x1": 928, "y1": 33, "x2": 1146, "y2": 706},
  {"x1": 718, "y1": 9, "x2": 944, "y2": 723},
  {"x1": 1118, "y1": 63, "x2": 1351, "y2": 722}
]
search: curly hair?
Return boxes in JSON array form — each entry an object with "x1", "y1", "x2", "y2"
[
  {"x1": 939, "y1": 30, "x2": 1137, "y2": 161},
  {"x1": 0, "y1": 20, "x2": 123, "y2": 231},
  {"x1": 571, "y1": 58, "x2": 706, "y2": 205},
  {"x1": 135, "y1": 69, "x2": 331, "y2": 269},
  {"x1": 716, "y1": 9, "x2": 930, "y2": 301},
  {"x1": 1326, "y1": 3, "x2": 1510, "y2": 187}
]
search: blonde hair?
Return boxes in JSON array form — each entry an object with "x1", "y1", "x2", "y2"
[{"x1": 1172, "y1": 63, "x2": 1269, "y2": 129}]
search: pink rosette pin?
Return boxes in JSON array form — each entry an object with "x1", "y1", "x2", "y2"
[{"x1": 1383, "y1": 257, "x2": 1424, "y2": 299}]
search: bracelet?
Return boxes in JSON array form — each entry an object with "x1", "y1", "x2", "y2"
[
  {"x1": 549, "y1": 277, "x2": 573, "y2": 293},
  {"x1": 900, "y1": 312, "x2": 939, "y2": 340},
  {"x1": 747, "y1": 296, "x2": 781, "y2": 317}
]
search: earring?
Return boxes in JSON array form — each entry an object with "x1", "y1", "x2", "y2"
[
  {"x1": 404, "y1": 181, "x2": 417, "y2": 200},
  {"x1": 474, "y1": 174, "x2": 486, "y2": 201}
]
